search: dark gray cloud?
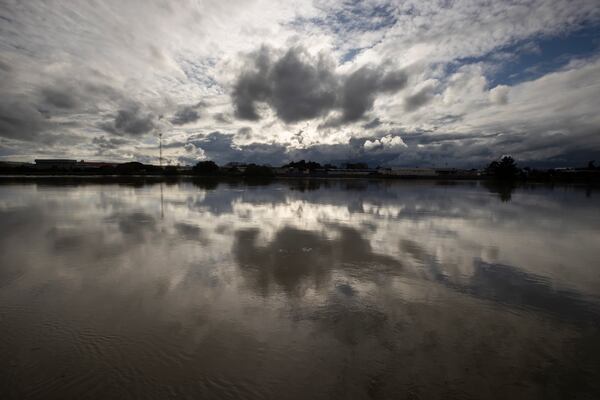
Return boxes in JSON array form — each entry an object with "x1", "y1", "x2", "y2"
[
  {"x1": 37, "y1": 79, "x2": 126, "y2": 115},
  {"x1": 172, "y1": 131, "x2": 288, "y2": 165},
  {"x1": 0, "y1": 100, "x2": 49, "y2": 141},
  {"x1": 233, "y1": 46, "x2": 338, "y2": 123},
  {"x1": 40, "y1": 87, "x2": 78, "y2": 109},
  {"x1": 175, "y1": 124, "x2": 600, "y2": 169},
  {"x1": 100, "y1": 104, "x2": 156, "y2": 136},
  {"x1": 189, "y1": 131, "x2": 235, "y2": 153},
  {"x1": 268, "y1": 48, "x2": 338, "y2": 122},
  {"x1": 1, "y1": 72, "x2": 147, "y2": 143},
  {"x1": 170, "y1": 103, "x2": 203, "y2": 125},
  {"x1": 232, "y1": 46, "x2": 406, "y2": 125},
  {"x1": 404, "y1": 86, "x2": 435, "y2": 112},
  {"x1": 387, "y1": 126, "x2": 600, "y2": 168},
  {"x1": 232, "y1": 46, "x2": 272, "y2": 120},
  {"x1": 363, "y1": 117, "x2": 382, "y2": 129},
  {"x1": 176, "y1": 130, "x2": 403, "y2": 167},
  {"x1": 339, "y1": 66, "x2": 407, "y2": 122},
  {"x1": 338, "y1": 67, "x2": 381, "y2": 122}
]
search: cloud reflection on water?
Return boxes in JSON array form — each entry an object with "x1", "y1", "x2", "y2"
[{"x1": 0, "y1": 179, "x2": 599, "y2": 399}]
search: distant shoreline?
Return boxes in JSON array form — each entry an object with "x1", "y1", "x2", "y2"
[{"x1": 0, "y1": 174, "x2": 598, "y2": 185}]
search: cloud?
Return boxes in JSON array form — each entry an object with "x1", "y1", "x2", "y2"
[
  {"x1": 213, "y1": 113, "x2": 232, "y2": 124},
  {"x1": 35, "y1": 77, "x2": 128, "y2": 116},
  {"x1": 339, "y1": 66, "x2": 407, "y2": 122},
  {"x1": 184, "y1": 143, "x2": 196, "y2": 153},
  {"x1": 0, "y1": 99, "x2": 50, "y2": 141},
  {"x1": 171, "y1": 103, "x2": 203, "y2": 125},
  {"x1": 192, "y1": 132, "x2": 286, "y2": 165},
  {"x1": 364, "y1": 134, "x2": 407, "y2": 152},
  {"x1": 92, "y1": 136, "x2": 131, "y2": 150},
  {"x1": 489, "y1": 85, "x2": 510, "y2": 105},
  {"x1": 233, "y1": 46, "x2": 338, "y2": 123},
  {"x1": 237, "y1": 126, "x2": 253, "y2": 138},
  {"x1": 100, "y1": 104, "x2": 156, "y2": 136},
  {"x1": 363, "y1": 117, "x2": 382, "y2": 129},
  {"x1": 404, "y1": 83, "x2": 436, "y2": 112},
  {"x1": 40, "y1": 87, "x2": 78, "y2": 109},
  {"x1": 232, "y1": 45, "x2": 407, "y2": 125}
]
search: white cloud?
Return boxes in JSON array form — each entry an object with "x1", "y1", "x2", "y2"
[
  {"x1": 364, "y1": 134, "x2": 406, "y2": 151},
  {"x1": 489, "y1": 85, "x2": 510, "y2": 105}
]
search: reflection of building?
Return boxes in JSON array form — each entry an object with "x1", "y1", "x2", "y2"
[{"x1": 35, "y1": 159, "x2": 78, "y2": 169}]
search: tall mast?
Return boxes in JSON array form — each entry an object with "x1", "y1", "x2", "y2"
[{"x1": 159, "y1": 132, "x2": 163, "y2": 167}]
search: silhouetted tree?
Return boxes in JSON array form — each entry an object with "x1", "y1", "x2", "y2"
[
  {"x1": 193, "y1": 160, "x2": 219, "y2": 175},
  {"x1": 164, "y1": 165, "x2": 179, "y2": 176},
  {"x1": 485, "y1": 156, "x2": 520, "y2": 180},
  {"x1": 282, "y1": 160, "x2": 322, "y2": 171}
]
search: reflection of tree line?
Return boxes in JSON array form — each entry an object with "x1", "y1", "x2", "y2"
[
  {"x1": 189, "y1": 178, "x2": 597, "y2": 203},
  {"x1": 482, "y1": 180, "x2": 517, "y2": 202},
  {"x1": 2, "y1": 173, "x2": 596, "y2": 203}
]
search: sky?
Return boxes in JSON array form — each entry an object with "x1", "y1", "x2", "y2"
[{"x1": 1, "y1": 0, "x2": 599, "y2": 168}]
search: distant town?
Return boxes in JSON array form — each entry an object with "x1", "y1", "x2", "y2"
[{"x1": 1, "y1": 157, "x2": 599, "y2": 182}]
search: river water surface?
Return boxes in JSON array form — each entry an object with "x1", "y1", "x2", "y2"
[{"x1": 1, "y1": 179, "x2": 599, "y2": 399}]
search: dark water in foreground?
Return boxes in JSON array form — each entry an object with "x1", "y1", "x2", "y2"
[{"x1": 1, "y1": 179, "x2": 599, "y2": 399}]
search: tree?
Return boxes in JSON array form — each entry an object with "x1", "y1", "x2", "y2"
[
  {"x1": 485, "y1": 156, "x2": 520, "y2": 179},
  {"x1": 164, "y1": 165, "x2": 179, "y2": 176},
  {"x1": 116, "y1": 162, "x2": 147, "y2": 174},
  {"x1": 282, "y1": 160, "x2": 323, "y2": 171},
  {"x1": 193, "y1": 160, "x2": 219, "y2": 175}
]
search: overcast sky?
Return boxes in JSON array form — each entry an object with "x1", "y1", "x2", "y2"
[{"x1": 1, "y1": 0, "x2": 599, "y2": 167}]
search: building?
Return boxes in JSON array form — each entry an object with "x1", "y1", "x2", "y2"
[
  {"x1": 77, "y1": 161, "x2": 120, "y2": 170},
  {"x1": 34, "y1": 159, "x2": 78, "y2": 170},
  {"x1": 0, "y1": 161, "x2": 33, "y2": 168}
]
